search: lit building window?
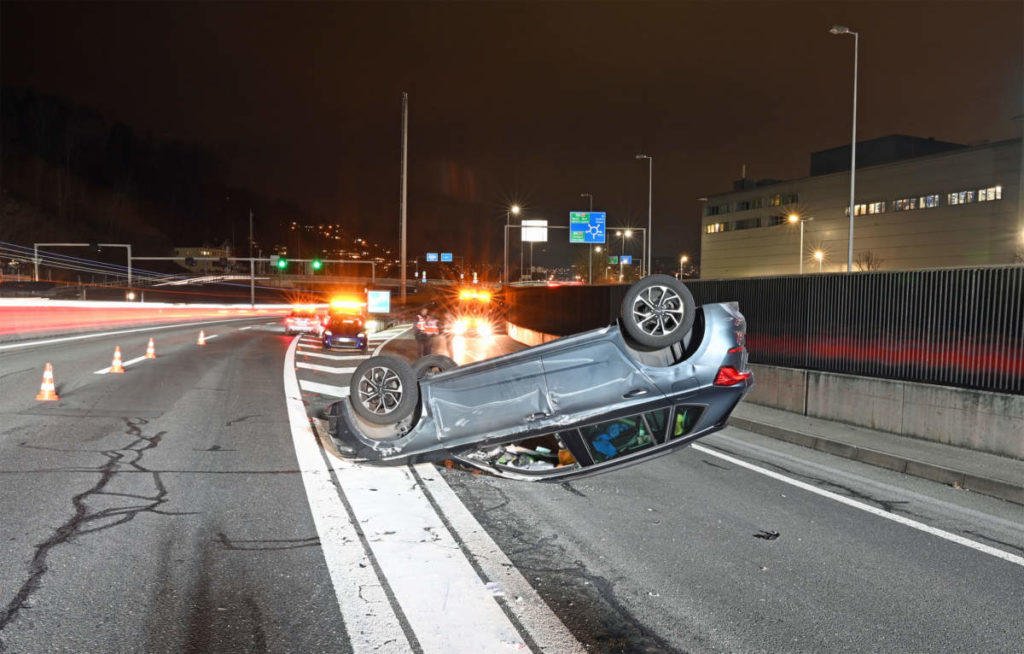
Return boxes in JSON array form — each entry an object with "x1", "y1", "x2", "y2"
[
  {"x1": 948, "y1": 190, "x2": 976, "y2": 205},
  {"x1": 978, "y1": 185, "x2": 1002, "y2": 201},
  {"x1": 768, "y1": 194, "x2": 783, "y2": 207},
  {"x1": 868, "y1": 201, "x2": 886, "y2": 214},
  {"x1": 894, "y1": 197, "x2": 918, "y2": 211},
  {"x1": 844, "y1": 204, "x2": 868, "y2": 216},
  {"x1": 919, "y1": 194, "x2": 941, "y2": 208},
  {"x1": 705, "y1": 222, "x2": 729, "y2": 234}
]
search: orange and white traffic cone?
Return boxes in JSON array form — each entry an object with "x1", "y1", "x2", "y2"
[
  {"x1": 109, "y1": 346, "x2": 126, "y2": 373},
  {"x1": 197, "y1": 330, "x2": 206, "y2": 346},
  {"x1": 145, "y1": 338, "x2": 156, "y2": 359},
  {"x1": 35, "y1": 363, "x2": 59, "y2": 401}
]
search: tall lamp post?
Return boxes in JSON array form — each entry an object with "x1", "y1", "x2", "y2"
[
  {"x1": 788, "y1": 213, "x2": 815, "y2": 274},
  {"x1": 679, "y1": 254, "x2": 688, "y2": 279},
  {"x1": 504, "y1": 204, "x2": 520, "y2": 285},
  {"x1": 636, "y1": 154, "x2": 653, "y2": 276},
  {"x1": 830, "y1": 24, "x2": 858, "y2": 273},
  {"x1": 581, "y1": 192, "x2": 594, "y2": 284}
]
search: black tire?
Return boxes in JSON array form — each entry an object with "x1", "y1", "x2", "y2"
[
  {"x1": 349, "y1": 355, "x2": 419, "y2": 425},
  {"x1": 620, "y1": 274, "x2": 696, "y2": 349},
  {"x1": 412, "y1": 354, "x2": 457, "y2": 379}
]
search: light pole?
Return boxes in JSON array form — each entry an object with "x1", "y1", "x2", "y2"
[
  {"x1": 788, "y1": 213, "x2": 815, "y2": 274},
  {"x1": 679, "y1": 254, "x2": 688, "y2": 279},
  {"x1": 614, "y1": 229, "x2": 632, "y2": 281},
  {"x1": 504, "y1": 204, "x2": 520, "y2": 285},
  {"x1": 830, "y1": 24, "x2": 858, "y2": 273},
  {"x1": 581, "y1": 192, "x2": 593, "y2": 284},
  {"x1": 814, "y1": 250, "x2": 824, "y2": 273},
  {"x1": 636, "y1": 154, "x2": 652, "y2": 276}
]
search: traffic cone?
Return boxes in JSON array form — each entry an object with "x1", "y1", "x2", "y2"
[
  {"x1": 197, "y1": 330, "x2": 206, "y2": 346},
  {"x1": 109, "y1": 346, "x2": 126, "y2": 373},
  {"x1": 145, "y1": 338, "x2": 156, "y2": 359},
  {"x1": 35, "y1": 363, "x2": 59, "y2": 401}
]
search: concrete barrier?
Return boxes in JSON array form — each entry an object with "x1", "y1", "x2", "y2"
[{"x1": 748, "y1": 363, "x2": 1024, "y2": 460}]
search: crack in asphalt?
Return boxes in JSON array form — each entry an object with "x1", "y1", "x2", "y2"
[
  {"x1": 962, "y1": 530, "x2": 1024, "y2": 556},
  {"x1": 225, "y1": 414, "x2": 262, "y2": 427},
  {"x1": 215, "y1": 532, "x2": 321, "y2": 552},
  {"x1": 0, "y1": 417, "x2": 184, "y2": 648}
]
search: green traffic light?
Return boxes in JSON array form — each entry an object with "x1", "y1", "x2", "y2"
[
  {"x1": 312, "y1": 259, "x2": 322, "y2": 270},
  {"x1": 277, "y1": 258, "x2": 288, "y2": 269}
]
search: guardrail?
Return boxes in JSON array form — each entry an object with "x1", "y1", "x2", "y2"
[{"x1": 506, "y1": 266, "x2": 1024, "y2": 395}]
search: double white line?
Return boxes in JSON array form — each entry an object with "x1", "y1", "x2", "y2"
[{"x1": 283, "y1": 337, "x2": 582, "y2": 653}]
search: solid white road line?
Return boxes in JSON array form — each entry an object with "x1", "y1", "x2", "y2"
[
  {"x1": 202, "y1": 334, "x2": 220, "y2": 341},
  {"x1": 239, "y1": 326, "x2": 253, "y2": 330},
  {"x1": 93, "y1": 355, "x2": 149, "y2": 375},
  {"x1": 297, "y1": 351, "x2": 369, "y2": 361},
  {"x1": 298, "y1": 380, "x2": 350, "y2": 398},
  {"x1": 0, "y1": 316, "x2": 263, "y2": 352},
  {"x1": 416, "y1": 469, "x2": 585, "y2": 653},
  {"x1": 325, "y1": 458, "x2": 527, "y2": 652},
  {"x1": 283, "y1": 338, "x2": 411, "y2": 654},
  {"x1": 295, "y1": 362, "x2": 358, "y2": 375},
  {"x1": 691, "y1": 443, "x2": 1024, "y2": 568}
]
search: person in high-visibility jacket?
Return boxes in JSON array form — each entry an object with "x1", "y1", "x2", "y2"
[{"x1": 414, "y1": 307, "x2": 440, "y2": 357}]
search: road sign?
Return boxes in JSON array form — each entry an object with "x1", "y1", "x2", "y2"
[
  {"x1": 441, "y1": 252, "x2": 453, "y2": 262},
  {"x1": 569, "y1": 211, "x2": 606, "y2": 244},
  {"x1": 608, "y1": 255, "x2": 619, "y2": 264},
  {"x1": 367, "y1": 290, "x2": 391, "y2": 313},
  {"x1": 621, "y1": 255, "x2": 632, "y2": 265},
  {"x1": 522, "y1": 219, "x2": 548, "y2": 242},
  {"x1": 426, "y1": 252, "x2": 439, "y2": 262}
]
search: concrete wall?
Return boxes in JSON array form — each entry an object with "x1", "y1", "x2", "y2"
[{"x1": 745, "y1": 363, "x2": 1024, "y2": 460}]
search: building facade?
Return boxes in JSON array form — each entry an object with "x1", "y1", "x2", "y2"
[{"x1": 699, "y1": 136, "x2": 1022, "y2": 278}]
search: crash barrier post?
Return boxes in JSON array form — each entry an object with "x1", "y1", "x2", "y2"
[
  {"x1": 109, "y1": 346, "x2": 125, "y2": 373},
  {"x1": 35, "y1": 363, "x2": 59, "y2": 401}
]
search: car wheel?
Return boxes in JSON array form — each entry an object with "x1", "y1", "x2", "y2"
[
  {"x1": 620, "y1": 274, "x2": 696, "y2": 349},
  {"x1": 412, "y1": 354, "x2": 457, "y2": 379},
  {"x1": 349, "y1": 355, "x2": 419, "y2": 425}
]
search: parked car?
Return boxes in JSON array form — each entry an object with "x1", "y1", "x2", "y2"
[
  {"x1": 284, "y1": 307, "x2": 322, "y2": 336},
  {"x1": 327, "y1": 275, "x2": 752, "y2": 481},
  {"x1": 322, "y1": 314, "x2": 369, "y2": 354}
]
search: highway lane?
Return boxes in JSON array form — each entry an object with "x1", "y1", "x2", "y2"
[
  {"x1": 0, "y1": 318, "x2": 348, "y2": 653},
  {"x1": 4, "y1": 321, "x2": 1023, "y2": 653}
]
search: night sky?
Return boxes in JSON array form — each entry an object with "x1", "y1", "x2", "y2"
[{"x1": 2, "y1": 1, "x2": 1021, "y2": 269}]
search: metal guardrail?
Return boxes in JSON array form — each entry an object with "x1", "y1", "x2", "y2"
[{"x1": 506, "y1": 266, "x2": 1024, "y2": 395}]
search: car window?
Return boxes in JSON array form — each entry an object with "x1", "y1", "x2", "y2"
[
  {"x1": 670, "y1": 405, "x2": 703, "y2": 440},
  {"x1": 580, "y1": 413, "x2": 658, "y2": 463},
  {"x1": 643, "y1": 408, "x2": 670, "y2": 443}
]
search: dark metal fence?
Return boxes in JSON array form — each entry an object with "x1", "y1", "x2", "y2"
[{"x1": 506, "y1": 267, "x2": 1024, "y2": 395}]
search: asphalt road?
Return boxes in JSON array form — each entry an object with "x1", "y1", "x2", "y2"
[{"x1": 2, "y1": 320, "x2": 1022, "y2": 653}]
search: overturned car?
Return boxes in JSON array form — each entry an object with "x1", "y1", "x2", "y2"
[{"x1": 327, "y1": 275, "x2": 752, "y2": 481}]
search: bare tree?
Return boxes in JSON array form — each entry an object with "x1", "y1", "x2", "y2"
[{"x1": 854, "y1": 250, "x2": 885, "y2": 271}]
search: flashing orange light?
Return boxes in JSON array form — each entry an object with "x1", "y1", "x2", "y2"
[
  {"x1": 330, "y1": 298, "x2": 366, "y2": 312},
  {"x1": 458, "y1": 289, "x2": 491, "y2": 303}
]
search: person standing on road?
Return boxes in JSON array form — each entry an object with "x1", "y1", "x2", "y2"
[
  {"x1": 422, "y1": 309, "x2": 441, "y2": 355},
  {"x1": 414, "y1": 307, "x2": 430, "y2": 358}
]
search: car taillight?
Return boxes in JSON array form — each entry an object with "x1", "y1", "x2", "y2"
[{"x1": 714, "y1": 366, "x2": 751, "y2": 386}]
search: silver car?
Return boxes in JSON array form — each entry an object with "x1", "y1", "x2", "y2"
[{"x1": 327, "y1": 275, "x2": 752, "y2": 481}]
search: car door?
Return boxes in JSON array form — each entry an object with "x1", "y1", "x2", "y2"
[
  {"x1": 426, "y1": 351, "x2": 552, "y2": 442},
  {"x1": 540, "y1": 338, "x2": 664, "y2": 420}
]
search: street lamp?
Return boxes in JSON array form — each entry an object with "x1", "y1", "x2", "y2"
[
  {"x1": 830, "y1": 24, "x2": 858, "y2": 273},
  {"x1": 614, "y1": 229, "x2": 633, "y2": 281},
  {"x1": 581, "y1": 192, "x2": 594, "y2": 284},
  {"x1": 636, "y1": 154, "x2": 653, "y2": 276},
  {"x1": 679, "y1": 254, "x2": 688, "y2": 279},
  {"x1": 504, "y1": 204, "x2": 520, "y2": 285},
  {"x1": 788, "y1": 213, "x2": 815, "y2": 274},
  {"x1": 814, "y1": 249, "x2": 824, "y2": 273}
]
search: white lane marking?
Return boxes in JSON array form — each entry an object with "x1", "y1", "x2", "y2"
[
  {"x1": 691, "y1": 443, "x2": 1024, "y2": 568},
  {"x1": 202, "y1": 334, "x2": 220, "y2": 341},
  {"x1": 93, "y1": 355, "x2": 149, "y2": 375},
  {"x1": 416, "y1": 470, "x2": 585, "y2": 652},
  {"x1": 283, "y1": 338, "x2": 411, "y2": 653},
  {"x1": 325, "y1": 457, "x2": 527, "y2": 652},
  {"x1": 239, "y1": 326, "x2": 253, "y2": 330},
  {"x1": 0, "y1": 317, "x2": 265, "y2": 352},
  {"x1": 297, "y1": 351, "x2": 369, "y2": 361},
  {"x1": 298, "y1": 380, "x2": 350, "y2": 398},
  {"x1": 373, "y1": 326, "x2": 412, "y2": 356},
  {"x1": 296, "y1": 362, "x2": 358, "y2": 375}
]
